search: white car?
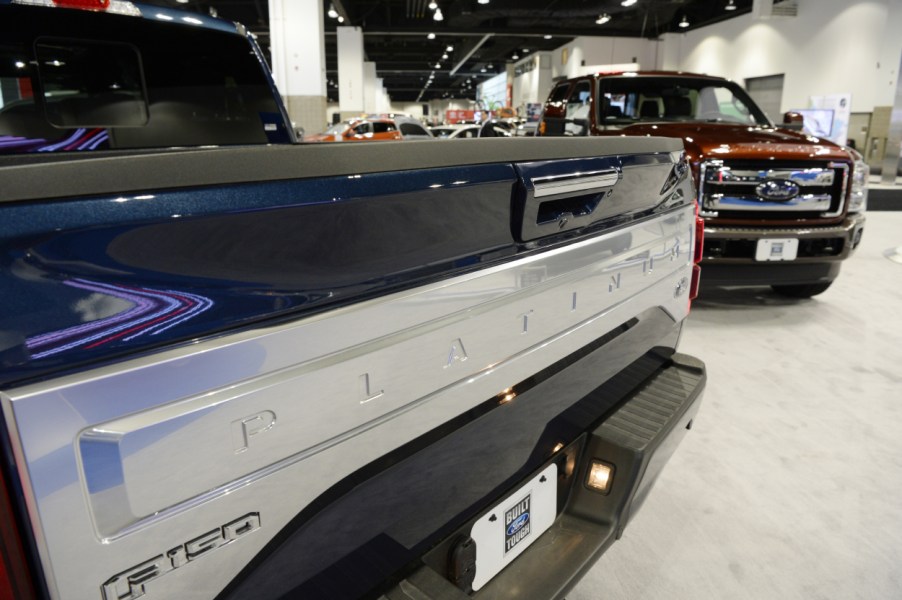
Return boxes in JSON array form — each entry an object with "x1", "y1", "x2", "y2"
[{"x1": 430, "y1": 123, "x2": 511, "y2": 139}]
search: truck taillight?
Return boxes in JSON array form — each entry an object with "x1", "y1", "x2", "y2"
[
  {"x1": 0, "y1": 469, "x2": 37, "y2": 600},
  {"x1": 13, "y1": 0, "x2": 141, "y2": 16},
  {"x1": 690, "y1": 203, "x2": 704, "y2": 301},
  {"x1": 52, "y1": 0, "x2": 109, "y2": 9}
]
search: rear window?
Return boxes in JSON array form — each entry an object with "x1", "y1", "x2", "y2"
[{"x1": 0, "y1": 5, "x2": 290, "y2": 154}]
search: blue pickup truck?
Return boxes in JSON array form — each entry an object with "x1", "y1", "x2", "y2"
[{"x1": 0, "y1": 2, "x2": 706, "y2": 599}]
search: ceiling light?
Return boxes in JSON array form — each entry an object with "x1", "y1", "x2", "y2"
[
  {"x1": 621, "y1": 0, "x2": 637, "y2": 6},
  {"x1": 596, "y1": 13, "x2": 611, "y2": 25},
  {"x1": 512, "y1": 53, "x2": 519, "y2": 60},
  {"x1": 522, "y1": 48, "x2": 529, "y2": 53},
  {"x1": 327, "y1": 3, "x2": 337, "y2": 18},
  {"x1": 480, "y1": 67, "x2": 486, "y2": 72},
  {"x1": 175, "y1": 0, "x2": 188, "y2": 3},
  {"x1": 487, "y1": 63, "x2": 493, "y2": 69},
  {"x1": 337, "y1": 15, "x2": 344, "y2": 22},
  {"x1": 442, "y1": 53, "x2": 448, "y2": 59},
  {"x1": 428, "y1": 0, "x2": 437, "y2": 9},
  {"x1": 433, "y1": 8, "x2": 443, "y2": 21},
  {"x1": 435, "y1": 62, "x2": 441, "y2": 68},
  {"x1": 679, "y1": 15, "x2": 690, "y2": 27},
  {"x1": 478, "y1": 0, "x2": 490, "y2": 4},
  {"x1": 543, "y1": 35, "x2": 552, "y2": 39},
  {"x1": 427, "y1": 32, "x2": 436, "y2": 39},
  {"x1": 725, "y1": 0, "x2": 737, "y2": 9},
  {"x1": 446, "y1": 45, "x2": 454, "y2": 52}
]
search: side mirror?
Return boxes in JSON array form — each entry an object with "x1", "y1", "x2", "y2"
[{"x1": 782, "y1": 111, "x2": 804, "y2": 130}]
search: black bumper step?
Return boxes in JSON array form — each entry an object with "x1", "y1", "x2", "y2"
[{"x1": 381, "y1": 353, "x2": 706, "y2": 600}]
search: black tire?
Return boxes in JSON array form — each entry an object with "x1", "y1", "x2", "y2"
[{"x1": 771, "y1": 281, "x2": 833, "y2": 298}]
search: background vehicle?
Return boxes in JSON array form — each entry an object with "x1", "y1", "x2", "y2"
[
  {"x1": 307, "y1": 115, "x2": 432, "y2": 142},
  {"x1": 538, "y1": 71, "x2": 868, "y2": 297},
  {"x1": 430, "y1": 123, "x2": 512, "y2": 138},
  {"x1": 0, "y1": 5, "x2": 705, "y2": 600}
]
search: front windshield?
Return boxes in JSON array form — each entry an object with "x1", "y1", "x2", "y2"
[{"x1": 598, "y1": 76, "x2": 771, "y2": 127}]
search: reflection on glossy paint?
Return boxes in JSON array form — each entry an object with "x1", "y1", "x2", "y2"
[
  {"x1": 0, "y1": 129, "x2": 108, "y2": 153},
  {"x1": 26, "y1": 279, "x2": 213, "y2": 359}
]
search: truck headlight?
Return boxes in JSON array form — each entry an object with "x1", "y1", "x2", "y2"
[{"x1": 849, "y1": 158, "x2": 869, "y2": 213}]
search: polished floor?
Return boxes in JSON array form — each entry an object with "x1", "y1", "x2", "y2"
[{"x1": 570, "y1": 212, "x2": 902, "y2": 600}]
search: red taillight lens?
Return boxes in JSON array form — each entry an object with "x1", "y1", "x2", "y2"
[
  {"x1": 693, "y1": 213, "x2": 704, "y2": 265},
  {"x1": 0, "y1": 470, "x2": 37, "y2": 600},
  {"x1": 689, "y1": 202, "x2": 704, "y2": 301},
  {"x1": 52, "y1": 0, "x2": 110, "y2": 9}
]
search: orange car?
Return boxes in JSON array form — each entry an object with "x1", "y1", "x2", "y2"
[{"x1": 306, "y1": 115, "x2": 433, "y2": 142}]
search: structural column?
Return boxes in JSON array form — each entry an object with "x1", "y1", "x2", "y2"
[
  {"x1": 338, "y1": 26, "x2": 366, "y2": 120},
  {"x1": 268, "y1": 0, "x2": 327, "y2": 137}
]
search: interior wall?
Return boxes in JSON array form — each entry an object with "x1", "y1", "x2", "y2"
[
  {"x1": 657, "y1": 0, "x2": 901, "y2": 113},
  {"x1": 551, "y1": 37, "x2": 656, "y2": 81}
]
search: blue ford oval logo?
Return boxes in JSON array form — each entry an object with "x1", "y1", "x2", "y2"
[
  {"x1": 506, "y1": 513, "x2": 530, "y2": 536},
  {"x1": 756, "y1": 179, "x2": 800, "y2": 201}
]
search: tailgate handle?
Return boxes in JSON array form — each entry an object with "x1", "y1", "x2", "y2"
[{"x1": 531, "y1": 170, "x2": 620, "y2": 198}]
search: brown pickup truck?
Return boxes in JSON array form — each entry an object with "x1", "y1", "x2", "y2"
[{"x1": 538, "y1": 71, "x2": 868, "y2": 297}]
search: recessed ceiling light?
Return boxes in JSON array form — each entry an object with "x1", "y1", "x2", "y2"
[
  {"x1": 621, "y1": 0, "x2": 637, "y2": 6},
  {"x1": 446, "y1": 45, "x2": 454, "y2": 52},
  {"x1": 544, "y1": 35, "x2": 552, "y2": 39},
  {"x1": 337, "y1": 15, "x2": 344, "y2": 22},
  {"x1": 478, "y1": 0, "x2": 490, "y2": 4},
  {"x1": 596, "y1": 13, "x2": 611, "y2": 25},
  {"x1": 427, "y1": 32, "x2": 436, "y2": 39},
  {"x1": 442, "y1": 53, "x2": 448, "y2": 59}
]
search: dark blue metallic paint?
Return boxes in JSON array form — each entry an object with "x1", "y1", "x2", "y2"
[{"x1": 0, "y1": 164, "x2": 518, "y2": 386}]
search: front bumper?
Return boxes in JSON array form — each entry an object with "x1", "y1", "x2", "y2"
[
  {"x1": 382, "y1": 353, "x2": 706, "y2": 600},
  {"x1": 700, "y1": 213, "x2": 865, "y2": 285}
]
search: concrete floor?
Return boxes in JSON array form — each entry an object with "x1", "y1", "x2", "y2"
[{"x1": 570, "y1": 212, "x2": 902, "y2": 600}]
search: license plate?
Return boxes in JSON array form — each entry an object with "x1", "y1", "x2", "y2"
[
  {"x1": 755, "y1": 238, "x2": 798, "y2": 261},
  {"x1": 469, "y1": 463, "x2": 558, "y2": 591}
]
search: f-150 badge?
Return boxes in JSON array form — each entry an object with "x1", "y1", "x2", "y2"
[{"x1": 101, "y1": 513, "x2": 260, "y2": 600}]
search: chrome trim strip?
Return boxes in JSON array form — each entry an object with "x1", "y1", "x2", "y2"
[
  {"x1": 703, "y1": 167, "x2": 835, "y2": 187},
  {"x1": 705, "y1": 193, "x2": 832, "y2": 212},
  {"x1": 532, "y1": 170, "x2": 619, "y2": 198},
  {"x1": 1, "y1": 206, "x2": 695, "y2": 600},
  {"x1": 700, "y1": 160, "x2": 849, "y2": 218}
]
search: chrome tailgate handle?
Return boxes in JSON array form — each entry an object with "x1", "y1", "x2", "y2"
[{"x1": 531, "y1": 170, "x2": 620, "y2": 198}]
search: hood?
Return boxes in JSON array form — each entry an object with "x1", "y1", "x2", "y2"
[{"x1": 614, "y1": 123, "x2": 852, "y2": 163}]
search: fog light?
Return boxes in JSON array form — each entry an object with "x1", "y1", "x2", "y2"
[{"x1": 586, "y1": 460, "x2": 614, "y2": 494}]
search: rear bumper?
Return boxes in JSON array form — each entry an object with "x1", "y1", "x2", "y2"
[
  {"x1": 700, "y1": 213, "x2": 865, "y2": 285},
  {"x1": 382, "y1": 353, "x2": 706, "y2": 600}
]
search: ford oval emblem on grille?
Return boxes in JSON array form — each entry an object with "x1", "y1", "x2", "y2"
[{"x1": 756, "y1": 179, "x2": 800, "y2": 202}]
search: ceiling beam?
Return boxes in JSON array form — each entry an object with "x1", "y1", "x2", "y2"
[{"x1": 451, "y1": 34, "x2": 492, "y2": 75}]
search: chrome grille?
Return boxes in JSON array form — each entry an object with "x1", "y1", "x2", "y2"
[{"x1": 699, "y1": 161, "x2": 848, "y2": 218}]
